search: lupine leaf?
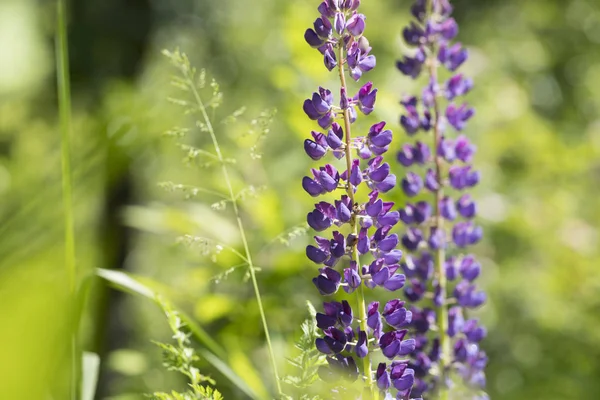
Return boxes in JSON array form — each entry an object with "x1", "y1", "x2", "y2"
[{"x1": 282, "y1": 301, "x2": 326, "y2": 390}]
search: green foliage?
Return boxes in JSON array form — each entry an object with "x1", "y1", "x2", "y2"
[
  {"x1": 5, "y1": 1, "x2": 600, "y2": 400},
  {"x1": 282, "y1": 302, "x2": 326, "y2": 394},
  {"x1": 149, "y1": 299, "x2": 223, "y2": 400},
  {"x1": 161, "y1": 47, "x2": 282, "y2": 397}
]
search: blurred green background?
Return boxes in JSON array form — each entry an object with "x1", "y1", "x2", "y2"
[{"x1": 1, "y1": 0, "x2": 600, "y2": 399}]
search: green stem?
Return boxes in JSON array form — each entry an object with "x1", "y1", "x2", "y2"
[
  {"x1": 337, "y1": 41, "x2": 376, "y2": 399},
  {"x1": 427, "y1": 2, "x2": 450, "y2": 398},
  {"x1": 56, "y1": 1, "x2": 78, "y2": 399},
  {"x1": 187, "y1": 75, "x2": 283, "y2": 397},
  {"x1": 56, "y1": 0, "x2": 75, "y2": 293}
]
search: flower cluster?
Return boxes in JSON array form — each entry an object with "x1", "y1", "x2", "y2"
[
  {"x1": 395, "y1": 0, "x2": 488, "y2": 398},
  {"x1": 303, "y1": 1, "x2": 419, "y2": 398}
]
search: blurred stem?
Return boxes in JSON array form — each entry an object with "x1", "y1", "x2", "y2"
[
  {"x1": 187, "y1": 75, "x2": 283, "y2": 397},
  {"x1": 56, "y1": 0, "x2": 75, "y2": 295},
  {"x1": 56, "y1": 0, "x2": 78, "y2": 399},
  {"x1": 337, "y1": 42, "x2": 377, "y2": 400},
  {"x1": 427, "y1": 1, "x2": 450, "y2": 398}
]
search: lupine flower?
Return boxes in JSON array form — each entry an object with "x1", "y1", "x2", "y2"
[
  {"x1": 303, "y1": 1, "x2": 419, "y2": 398},
  {"x1": 395, "y1": 0, "x2": 488, "y2": 398}
]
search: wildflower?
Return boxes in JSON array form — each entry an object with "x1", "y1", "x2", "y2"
[
  {"x1": 395, "y1": 0, "x2": 488, "y2": 398},
  {"x1": 302, "y1": 1, "x2": 418, "y2": 398}
]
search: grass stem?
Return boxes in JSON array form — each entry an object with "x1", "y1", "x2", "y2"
[
  {"x1": 56, "y1": 0, "x2": 78, "y2": 399},
  {"x1": 186, "y1": 71, "x2": 283, "y2": 397}
]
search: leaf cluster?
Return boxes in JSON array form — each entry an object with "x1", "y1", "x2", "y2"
[
  {"x1": 149, "y1": 299, "x2": 223, "y2": 400},
  {"x1": 282, "y1": 302, "x2": 326, "y2": 395}
]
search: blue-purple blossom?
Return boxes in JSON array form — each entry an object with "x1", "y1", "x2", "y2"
[
  {"x1": 302, "y1": 1, "x2": 417, "y2": 397},
  {"x1": 395, "y1": 0, "x2": 488, "y2": 398},
  {"x1": 446, "y1": 102, "x2": 475, "y2": 131}
]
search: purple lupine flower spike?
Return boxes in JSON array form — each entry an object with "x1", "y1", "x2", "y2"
[
  {"x1": 396, "y1": 0, "x2": 487, "y2": 398},
  {"x1": 302, "y1": 1, "x2": 417, "y2": 397}
]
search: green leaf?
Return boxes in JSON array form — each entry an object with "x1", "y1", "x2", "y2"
[
  {"x1": 81, "y1": 352, "x2": 100, "y2": 400},
  {"x1": 200, "y1": 349, "x2": 262, "y2": 400},
  {"x1": 96, "y1": 268, "x2": 260, "y2": 399}
]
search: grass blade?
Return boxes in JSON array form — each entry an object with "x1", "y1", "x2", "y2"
[
  {"x1": 81, "y1": 352, "x2": 100, "y2": 400},
  {"x1": 96, "y1": 268, "x2": 261, "y2": 399}
]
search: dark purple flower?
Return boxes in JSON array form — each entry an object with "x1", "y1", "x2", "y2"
[
  {"x1": 319, "y1": 300, "x2": 353, "y2": 328},
  {"x1": 383, "y1": 299, "x2": 412, "y2": 329},
  {"x1": 452, "y1": 221, "x2": 482, "y2": 248},
  {"x1": 440, "y1": 196, "x2": 457, "y2": 220},
  {"x1": 304, "y1": 28, "x2": 324, "y2": 48},
  {"x1": 424, "y1": 168, "x2": 440, "y2": 191},
  {"x1": 304, "y1": 139, "x2": 327, "y2": 160},
  {"x1": 326, "y1": 123, "x2": 344, "y2": 150},
  {"x1": 313, "y1": 267, "x2": 341, "y2": 295},
  {"x1": 411, "y1": 0, "x2": 427, "y2": 21},
  {"x1": 421, "y1": 78, "x2": 438, "y2": 108},
  {"x1": 334, "y1": 12, "x2": 346, "y2": 35},
  {"x1": 414, "y1": 141, "x2": 431, "y2": 164},
  {"x1": 347, "y1": 41, "x2": 376, "y2": 81},
  {"x1": 438, "y1": 136, "x2": 456, "y2": 162},
  {"x1": 402, "y1": 227, "x2": 423, "y2": 251},
  {"x1": 400, "y1": 105, "x2": 421, "y2": 134},
  {"x1": 438, "y1": 42, "x2": 468, "y2": 71},
  {"x1": 454, "y1": 280, "x2": 486, "y2": 308},
  {"x1": 323, "y1": 46, "x2": 338, "y2": 71},
  {"x1": 449, "y1": 165, "x2": 480, "y2": 190},
  {"x1": 448, "y1": 306, "x2": 464, "y2": 337},
  {"x1": 355, "y1": 330, "x2": 369, "y2": 358},
  {"x1": 377, "y1": 210, "x2": 400, "y2": 228},
  {"x1": 463, "y1": 319, "x2": 487, "y2": 342},
  {"x1": 376, "y1": 362, "x2": 391, "y2": 390},
  {"x1": 428, "y1": 227, "x2": 446, "y2": 250},
  {"x1": 397, "y1": 144, "x2": 416, "y2": 167},
  {"x1": 403, "y1": 22, "x2": 425, "y2": 46},
  {"x1": 446, "y1": 256, "x2": 459, "y2": 281},
  {"x1": 307, "y1": 244, "x2": 328, "y2": 264},
  {"x1": 346, "y1": 12, "x2": 366, "y2": 36},
  {"x1": 302, "y1": 176, "x2": 323, "y2": 197},
  {"x1": 367, "y1": 301, "x2": 382, "y2": 339},
  {"x1": 396, "y1": 48, "x2": 426, "y2": 79},
  {"x1": 455, "y1": 134, "x2": 476, "y2": 162},
  {"x1": 457, "y1": 194, "x2": 476, "y2": 218},
  {"x1": 344, "y1": 263, "x2": 362, "y2": 293},
  {"x1": 368, "y1": 121, "x2": 393, "y2": 148},
  {"x1": 356, "y1": 82, "x2": 378, "y2": 114},
  {"x1": 431, "y1": 17, "x2": 458, "y2": 40},
  {"x1": 314, "y1": 16, "x2": 332, "y2": 38},
  {"x1": 392, "y1": 366, "x2": 415, "y2": 392},
  {"x1": 329, "y1": 231, "x2": 346, "y2": 258},
  {"x1": 402, "y1": 172, "x2": 423, "y2": 197},
  {"x1": 380, "y1": 330, "x2": 415, "y2": 358},
  {"x1": 323, "y1": 327, "x2": 347, "y2": 353},
  {"x1": 410, "y1": 201, "x2": 432, "y2": 224},
  {"x1": 446, "y1": 73, "x2": 473, "y2": 100},
  {"x1": 460, "y1": 255, "x2": 481, "y2": 281},
  {"x1": 307, "y1": 208, "x2": 332, "y2": 231},
  {"x1": 446, "y1": 102, "x2": 475, "y2": 131}
]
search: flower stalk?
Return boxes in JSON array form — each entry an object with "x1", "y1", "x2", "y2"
[
  {"x1": 396, "y1": 0, "x2": 489, "y2": 398},
  {"x1": 302, "y1": 1, "x2": 419, "y2": 399},
  {"x1": 427, "y1": 32, "x2": 451, "y2": 398},
  {"x1": 336, "y1": 41, "x2": 375, "y2": 396}
]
